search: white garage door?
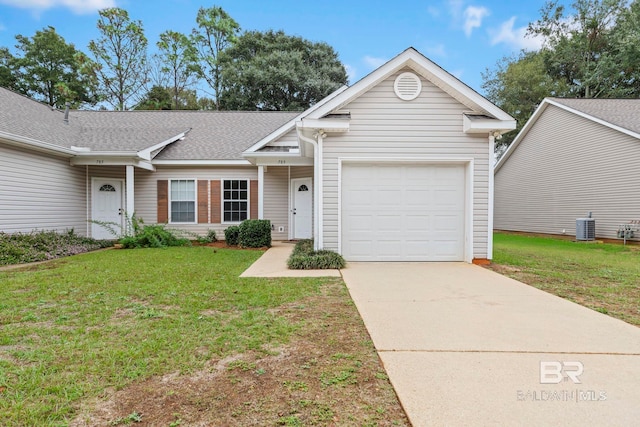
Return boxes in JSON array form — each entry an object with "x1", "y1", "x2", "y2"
[{"x1": 341, "y1": 163, "x2": 466, "y2": 261}]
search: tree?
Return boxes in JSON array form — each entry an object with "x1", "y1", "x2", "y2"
[
  {"x1": 191, "y1": 5, "x2": 240, "y2": 110},
  {"x1": 135, "y1": 85, "x2": 172, "y2": 110},
  {"x1": 0, "y1": 47, "x2": 19, "y2": 91},
  {"x1": 219, "y1": 30, "x2": 348, "y2": 111},
  {"x1": 11, "y1": 27, "x2": 99, "y2": 107},
  {"x1": 482, "y1": 51, "x2": 570, "y2": 154},
  {"x1": 155, "y1": 30, "x2": 200, "y2": 110},
  {"x1": 528, "y1": 0, "x2": 629, "y2": 98},
  {"x1": 88, "y1": 8, "x2": 148, "y2": 110}
]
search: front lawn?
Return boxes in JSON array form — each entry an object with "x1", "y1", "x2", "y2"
[
  {"x1": 0, "y1": 247, "x2": 407, "y2": 426},
  {"x1": 490, "y1": 232, "x2": 640, "y2": 326}
]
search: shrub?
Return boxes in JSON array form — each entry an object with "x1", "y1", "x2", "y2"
[
  {"x1": 287, "y1": 240, "x2": 346, "y2": 270},
  {"x1": 239, "y1": 219, "x2": 272, "y2": 248},
  {"x1": 0, "y1": 229, "x2": 111, "y2": 266},
  {"x1": 119, "y1": 225, "x2": 190, "y2": 249},
  {"x1": 205, "y1": 229, "x2": 218, "y2": 243},
  {"x1": 224, "y1": 225, "x2": 240, "y2": 246}
]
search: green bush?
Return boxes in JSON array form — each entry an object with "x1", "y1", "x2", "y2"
[
  {"x1": 239, "y1": 219, "x2": 272, "y2": 248},
  {"x1": 119, "y1": 225, "x2": 190, "y2": 249},
  {"x1": 287, "y1": 240, "x2": 346, "y2": 270},
  {"x1": 0, "y1": 230, "x2": 111, "y2": 266},
  {"x1": 224, "y1": 225, "x2": 240, "y2": 246},
  {"x1": 205, "y1": 229, "x2": 218, "y2": 243}
]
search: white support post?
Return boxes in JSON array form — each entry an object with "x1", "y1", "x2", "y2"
[
  {"x1": 487, "y1": 133, "x2": 496, "y2": 260},
  {"x1": 317, "y1": 132, "x2": 325, "y2": 250},
  {"x1": 126, "y1": 165, "x2": 135, "y2": 231},
  {"x1": 258, "y1": 165, "x2": 265, "y2": 219}
]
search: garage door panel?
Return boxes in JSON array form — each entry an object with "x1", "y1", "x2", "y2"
[{"x1": 342, "y1": 163, "x2": 465, "y2": 262}]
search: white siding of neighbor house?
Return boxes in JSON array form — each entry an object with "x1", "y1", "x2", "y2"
[
  {"x1": 494, "y1": 105, "x2": 640, "y2": 241},
  {"x1": 321, "y1": 69, "x2": 491, "y2": 258},
  {"x1": 0, "y1": 143, "x2": 88, "y2": 235},
  {"x1": 134, "y1": 166, "x2": 258, "y2": 238}
]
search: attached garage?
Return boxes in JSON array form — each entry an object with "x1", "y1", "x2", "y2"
[{"x1": 341, "y1": 162, "x2": 467, "y2": 261}]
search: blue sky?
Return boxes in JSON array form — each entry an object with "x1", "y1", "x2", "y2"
[{"x1": 0, "y1": 0, "x2": 569, "y2": 95}]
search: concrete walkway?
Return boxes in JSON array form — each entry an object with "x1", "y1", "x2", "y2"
[
  {"x1": 240, "y1": 242, "x2": 341, "y2": 277},
  {"x1": 342, "y1": 262, "x2": 640, "y2": 426}
]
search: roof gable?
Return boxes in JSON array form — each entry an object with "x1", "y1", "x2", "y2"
[
  {"x1": 306, "y1": 47, "x2": 514, "y2": 122},
  {"x1": 244, "y1": 47, "x2": 515, "y2": 155},
  {"x1": 495, "y1": 98, "x2": 640, "y2": 172}
]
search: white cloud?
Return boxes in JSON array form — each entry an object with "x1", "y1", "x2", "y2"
[
  {"x1": 424, "y1": 43, "x2": 447, "y2": 58},
  {"x1": 427, "y1": 5, "x2": 440, "y2": 18},
  {"x1": 344, "y1": 64, "x2": 357, "y2": 84},
  {"x1": 463, "y1": 5, "x2": 490, "y2": 37},
  {"x1": 363, "y1": 55, "x2": 388, "y2": 70},
  {"x1": 489, "y1": 17, "x2": 544, "y2": 51},
  {"x1": 0, "y1": 22, "x2": 6, "y2": 31},
  {"x1": 0, "y1": 0, "x2": 116, "y2": 14},
  {"x1": 451, "y1": 69, "x2": 464, "y2": 80}
]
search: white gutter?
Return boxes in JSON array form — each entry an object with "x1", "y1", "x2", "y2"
[
  {"x1": 137, "y1": 130, "x2": 189, "y2": 161},
  {"x1": 0, "y1": 130, "x2": 76, "y2": 157},
  {"x1": 296, "y1": 127, "x2": 321, "y2": 251},
  {"x1": 488, "y1": 132, "x2": 496, "y2": 260},
  {"x1": 153, "y1": 159, "x2": 253, "y2": 166}
]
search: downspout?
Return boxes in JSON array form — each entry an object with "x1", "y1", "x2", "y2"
[
  {"x1": 315, "y1": 131, "x2": 326, "y2": 250},
  {"x1": 297, "y1": 128, "x2": 320, "y2": 251},
  {"x1": 86, "y1": 166, "x2": 89, "y2": 237},
  {"x1": 487, "y1": 132, "x2": 497, "y2": 260}
]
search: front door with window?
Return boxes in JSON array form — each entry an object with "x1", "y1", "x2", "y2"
[
  {"x1": 292, "y1": 177, "x2": 312, "y2": 239},
  {"x1": 92, "y1": 179, "x2": 123, "y2": 239}
]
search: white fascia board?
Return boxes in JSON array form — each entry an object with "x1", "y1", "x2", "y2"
[
  {"x1": 494, "y1": 99, "x2": 551, "y2": 172},
  {"x1": 250, "y1": 157, "x2": 314, "y2": 166},
  {"x1": 296, "y1": 118, "x2": 350, "y2": 132},
  {"x1": 137, "y1": 130, "x2": 189, "y2": 161},
  {"x1": 305, "y1": 48, "x2": 515, "y2": 123},
  {"x1": 0, "y1": 130, "x2": 75, "y2": 157},
  {"x1": 153, "y1": 159, "x2": 253, "y2": 166},
  {"x1": 462, "y1": 115, "x2": 516, "y2": 134},
  {"x1": 242, "y1": 85, "x2": 350, "y2": 155},
  {"x1": 70, "y1": 156, "x2": 156, "y2": 171}
]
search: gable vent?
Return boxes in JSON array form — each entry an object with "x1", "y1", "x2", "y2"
[{"x1": 394, "y1": 72, "x2": 422, "y2": 101}]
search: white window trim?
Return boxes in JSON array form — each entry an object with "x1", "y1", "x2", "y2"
[
  {"x1": 221, "y1": 179, "x2": 250, "y2": 224},
  {"x1": 169, "y1": 178, "x2": 197, "y2": 224}
]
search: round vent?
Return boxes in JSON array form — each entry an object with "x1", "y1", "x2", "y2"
[{"x1": 393, "y1": 72, "x2": 422, "y2": 101}]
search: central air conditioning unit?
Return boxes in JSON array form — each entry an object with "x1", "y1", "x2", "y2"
[{"x1": 576, "y1": 215, "x2": 596, "y2": 241}]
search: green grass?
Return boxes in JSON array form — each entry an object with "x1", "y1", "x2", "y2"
[
  {"x1": 0, "y1": 247, "x2": 325, "y2": 426},
  {"x1": 492, "y1": 232, "x2": 640, "y2": 326}
]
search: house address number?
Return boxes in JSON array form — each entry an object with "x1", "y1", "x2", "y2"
[
  {"x1": 96, "y1": 160, "x2": 104, "y2": 164},
  {"x1": 278, "y1": 160, "x2": 286, "y2": 164}
]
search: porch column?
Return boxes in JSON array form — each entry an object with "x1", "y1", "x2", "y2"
[
  {"x1": 487, "y1": 132, "x2": 496, "y2": 260},
  {"x1": 126, "y1": 165, "x2": 135, "y2": 223},
  {"x1": 258, "y1": 165, "x2": 265, "y2": 219}
]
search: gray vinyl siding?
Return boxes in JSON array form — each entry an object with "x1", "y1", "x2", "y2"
[
  {"x1": 262, "y1": 166, "x2": 313, "y2": 240},
  {"x1": 134, "y1": 166, "x2": 258, "y2": 238},
  {"x1": 495, "y1": 105, "x2": 640, "y2": 241},
  {"x1": 322, "y1": 69, "x2": 491, "y2": 258},
  {"x1": 267, "y1": 129, "x2": 299, "y2": 147},
  {"x1": 263, "y1": 167, "x2": 289, "y2": 240},
  {"x1": 0, "y1": 143, "x2": 88, "y2": 235}
]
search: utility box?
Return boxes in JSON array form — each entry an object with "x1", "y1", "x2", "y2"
[{"x1": 576, "y1": 218, "x2": 596, "y2": 241}]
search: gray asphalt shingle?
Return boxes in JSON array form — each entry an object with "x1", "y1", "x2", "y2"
[
  {"x1": 551, "y1": 98, "x2": 640, "y2": 136},
  {"x1": 0, "y1": 87, "x2": 299, "y2": 160}
]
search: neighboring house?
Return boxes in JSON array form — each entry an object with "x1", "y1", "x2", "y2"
[
  {"x1": 495, "y1": 97, "x2": 640, "y2": 242},
  {"x1": 0, "y1": 48, "x2": 515, "y2": 262}
]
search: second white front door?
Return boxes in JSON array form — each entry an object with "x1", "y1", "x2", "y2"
[{"x1": 292, "y1": 177, "x2": 312, "y2": 239}]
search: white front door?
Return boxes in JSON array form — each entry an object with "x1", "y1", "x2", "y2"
[
  {"x1": 292, "y1": 177, "x2": 312, "y2": 239},
  {"x1": 92, "y1": 179, "x2": 123, "y2": 239}
]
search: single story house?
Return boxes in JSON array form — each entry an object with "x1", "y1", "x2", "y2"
[
  {"x1": 0, "y1": 47, "x2": 515, "y2": 262},
  {"x1": 494, "y1": 97, "x2": 640, "y2": 242}
]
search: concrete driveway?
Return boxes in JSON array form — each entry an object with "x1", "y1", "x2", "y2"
[{"x1": 342, "y1": 262, "x2": 640, "y2": 427}]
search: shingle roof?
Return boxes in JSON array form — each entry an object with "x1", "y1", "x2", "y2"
[
  {"x1": 550, "y1": 98, "x2": 640, "y2": 136},
  {"x1": 0, "y1": 87, "x2": 299, "y2": 160}
]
